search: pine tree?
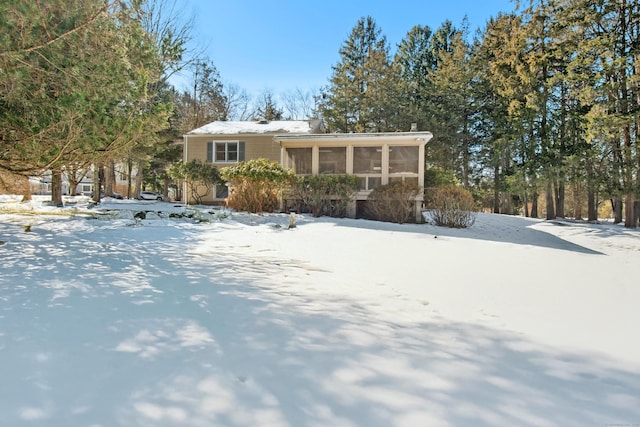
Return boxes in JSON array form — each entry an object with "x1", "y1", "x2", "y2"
[
  {"x1": 0, "y1": 0, "x2": 174, "y2": 204},
  {"x1": 479, "y1": 12, "x2": 540, "y2": 215},
  {"x1": 320, "y1": 16, "x2": 397, "y2": 132},
  {"x1": 559, "y1": 0, "x2": 640, "y2": 227},
  {"x1": 429, "y1": 23, "x2": 478, "y2": 188},
  {"x1": 395, "y1": 25, "x2": 436, "y2": 131}
]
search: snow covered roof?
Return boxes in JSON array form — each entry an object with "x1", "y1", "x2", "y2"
[{"x1": 186, "y1": 120, "x2": 321, "y2": 135}]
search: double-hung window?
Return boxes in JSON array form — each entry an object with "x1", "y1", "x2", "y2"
[{"x1": 207, "y1": 141, "x2": 245, "y2": 163}]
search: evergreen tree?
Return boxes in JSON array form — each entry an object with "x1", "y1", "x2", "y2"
[
  {"x1": 559, "y1": 0, "x2": 640, "y2": 227},
  {"x1": 394, "y1": 24, "x2": 436, "y2": 131},
  {"x1": 0, "y1": 0, "x2": 174, "y2": 205},
  {"x1": 479, "y1": 12, "x2": 540, "y2": 216},
  {"x1": 320, "y1": 16, "x2": 397, "y2": 132},
  {"x1": 429, "y1": 23, "x2": 478, "y2": 188}
]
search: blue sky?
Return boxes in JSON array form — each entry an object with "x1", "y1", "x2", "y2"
[{"x1": 174, "y1": 0, "x2": 516, "y2": 98}]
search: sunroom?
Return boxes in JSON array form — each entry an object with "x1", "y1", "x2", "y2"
[{"x1": 275, "y1": 131, "x2": 433, "y2": 221}]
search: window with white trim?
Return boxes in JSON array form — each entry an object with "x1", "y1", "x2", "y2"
[{"x1": 207, "y1": 141, "x2": 245, "y2": 163}]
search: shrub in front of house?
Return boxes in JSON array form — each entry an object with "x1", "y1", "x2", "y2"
[
  {"x1": 220, "y1": 159, "x2": 294, "y2": 213},
  {"x1": 366, "y1": 181, "x2": 421, "y2": 224},
  {"x1": 287, "y1": 174, "x2": 359, "y2": 218},
  {"x1": 426, "y1": 184, "x2": 476, "y2": 228},
  {"x1": 168, "y1": 160, "x2": 222, "y2": 205}
]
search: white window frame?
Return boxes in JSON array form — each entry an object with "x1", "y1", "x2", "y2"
[{"x1": 213, "y1": 140, "x2": 239, "y2": 163}]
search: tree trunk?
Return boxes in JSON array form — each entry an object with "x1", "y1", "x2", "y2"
[
  {"x1": 93, "y1": 163, "x2": 103, "y2": 203},
  {"x1": 545, "y1": 182, "x2": 555, "y2": 220},
  {"x1": 127, "y1": 158, "x2": 133, "y2": 199},
  {"x1": 493, "y1": 165, "x2": 500, "y2": 213},
  {"x1": 531, "y1": 192, "x2": 539, "y2": 218},
  {"x1": 624, "y1": 193, "x2": 637, "y2": 228},
  {"x1": 51, "y1": 169, "x2": 63, "y2": 207},
  {"x1": 68, "y1": 175, "x2": 79, "y2": 196},
  {"x1": 462, "y1": 122, "x2": 470, "y2": 189},
  {"x1": 67, "y1": 167, "x2": 80, "y2": 196},
  {"x1": 501, "y1": 192, "x2": 511, "y2": 215},
  {"x1": 523, "y1": 190, "x2": 529, "y2": 217},
  {"x1": 587, "y1": 189, "x2": 597, "y2": 221},
  {"x1": 135, "y1": 159, "x2": 144, "y2": 198},
  {"x1": 14, "y1": 173, "x2": 32, "y2": 201},
  {"x1": 163, "y1": 175, "x2": 170, "y2": 200},
  {"x1": 613, "y1": 197, "x2": 623, "y2": 224},
  {"x1": 572, "y1": 182, "x2": 582, "y2": 220},
  {"x1": 104, "y1": 160, "x2": 116, "y2": 197},
  {"x1": 555, "y1": 180, "x2": 565, "y2": 218}
]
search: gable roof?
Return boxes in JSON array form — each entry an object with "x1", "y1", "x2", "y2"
[{"x1": 186, "y1": 120, "x2": 323, "y2": 136}]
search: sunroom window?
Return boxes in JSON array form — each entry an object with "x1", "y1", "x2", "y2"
[
  {"x1": 389, "y1": 146, "x2": 419, "y2": 174},
  {"x1": 354, "y1": 147, "x2": 382, "y2": 190},
  {"x1": 319, "y1": 147, "x2": 346, "y2": 174},
  {"x1": 287, "y1": 148, "x2": 312, "y2": 174}
]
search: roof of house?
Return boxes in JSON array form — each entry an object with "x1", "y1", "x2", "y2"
[{"x1": 186, "y1": 120, "x2": 323, "y2": 135}]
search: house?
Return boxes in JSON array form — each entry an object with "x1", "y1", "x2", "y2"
[
  {"x1": 275, "y1": 131, "x2": 433, "y2": 221},
  {"x1": 29, "y1": 170, "x2": 95, "y2": 196},
  {"x1": 28, "y1": 163, "x2": 138, "y2": 198},
  {"x1": 183, "y1": 120, "x2": 433, "y2": 221},
  {"x1": 183, "y1": 120, "x2": 324, "y2": 202}
]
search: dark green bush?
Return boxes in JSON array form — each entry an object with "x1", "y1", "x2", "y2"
[
  {"x1": 287, "y1": 174, "x2": 359, "y2": 217},
  {"x1": 366, "y1": 181, "x2": 421, "y2": 224},
  {"x1": 220, "y1": 159, "x2": 294, "y2": 213}
]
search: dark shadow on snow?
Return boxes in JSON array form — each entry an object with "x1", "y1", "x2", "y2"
[
  {"x1": 290, "y1": 213, "x2": 605, "y2": 255},
  {"x1": 1, "y1": 222, "x2": 636, "y2": 426}
]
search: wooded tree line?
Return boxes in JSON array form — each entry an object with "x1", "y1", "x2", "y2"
[
  {"x1": 0, "y1": 0, "x2": 184, "y2": 203},
  {"x1": 0, "y1": 0, "x2": 275, "y2": 204},
  {"x1": 320, "y1": 0, "x2": 640, "y2": 227},
  {"x1": 1, "y1": 0, "x2": 638, "y2": 227}
]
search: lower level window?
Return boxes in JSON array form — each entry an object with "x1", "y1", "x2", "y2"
[
  {"x1": 389, "y1": 176, "x2": 419, "y2": 186},
  {"x1": 215, "y1": 184, "x2": 229, "y2": 199},
  {"x1": 357, "y1": 176, "x2": 382, "y2": 191}
]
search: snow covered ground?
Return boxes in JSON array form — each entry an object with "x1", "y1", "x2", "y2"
[{"x1": 1, "y1": 196, "x2": 639, "y2": 427}]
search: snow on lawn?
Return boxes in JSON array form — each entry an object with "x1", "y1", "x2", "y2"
[{"x1": 1, "y1": 197, "x2": 639, "y2": 427}]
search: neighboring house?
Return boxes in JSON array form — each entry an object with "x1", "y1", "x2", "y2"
[
  {"x1": 30, "y1": 171, "x2": 95, "y2": 196},
  {"x1": 28, "y1": 163, "x2": 138, "y2": 198},
  {"x1": 183, "y1": 120, "x2": 324, "y2": 202},
  {"x1": 183, "y1": 120, "x2": 433, "y2": 221}
]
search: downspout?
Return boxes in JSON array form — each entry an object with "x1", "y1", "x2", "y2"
[
  {"x1": 275, "y1": 136, "x2": 285, "y2": 212},
  {"x1": 183, "y1": 135, "x2": 188, "y2": 204}
]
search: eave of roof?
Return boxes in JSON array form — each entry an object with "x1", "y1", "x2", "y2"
[{"x1": 274, "y1": 131, "x2": 433, "y2": 144}]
